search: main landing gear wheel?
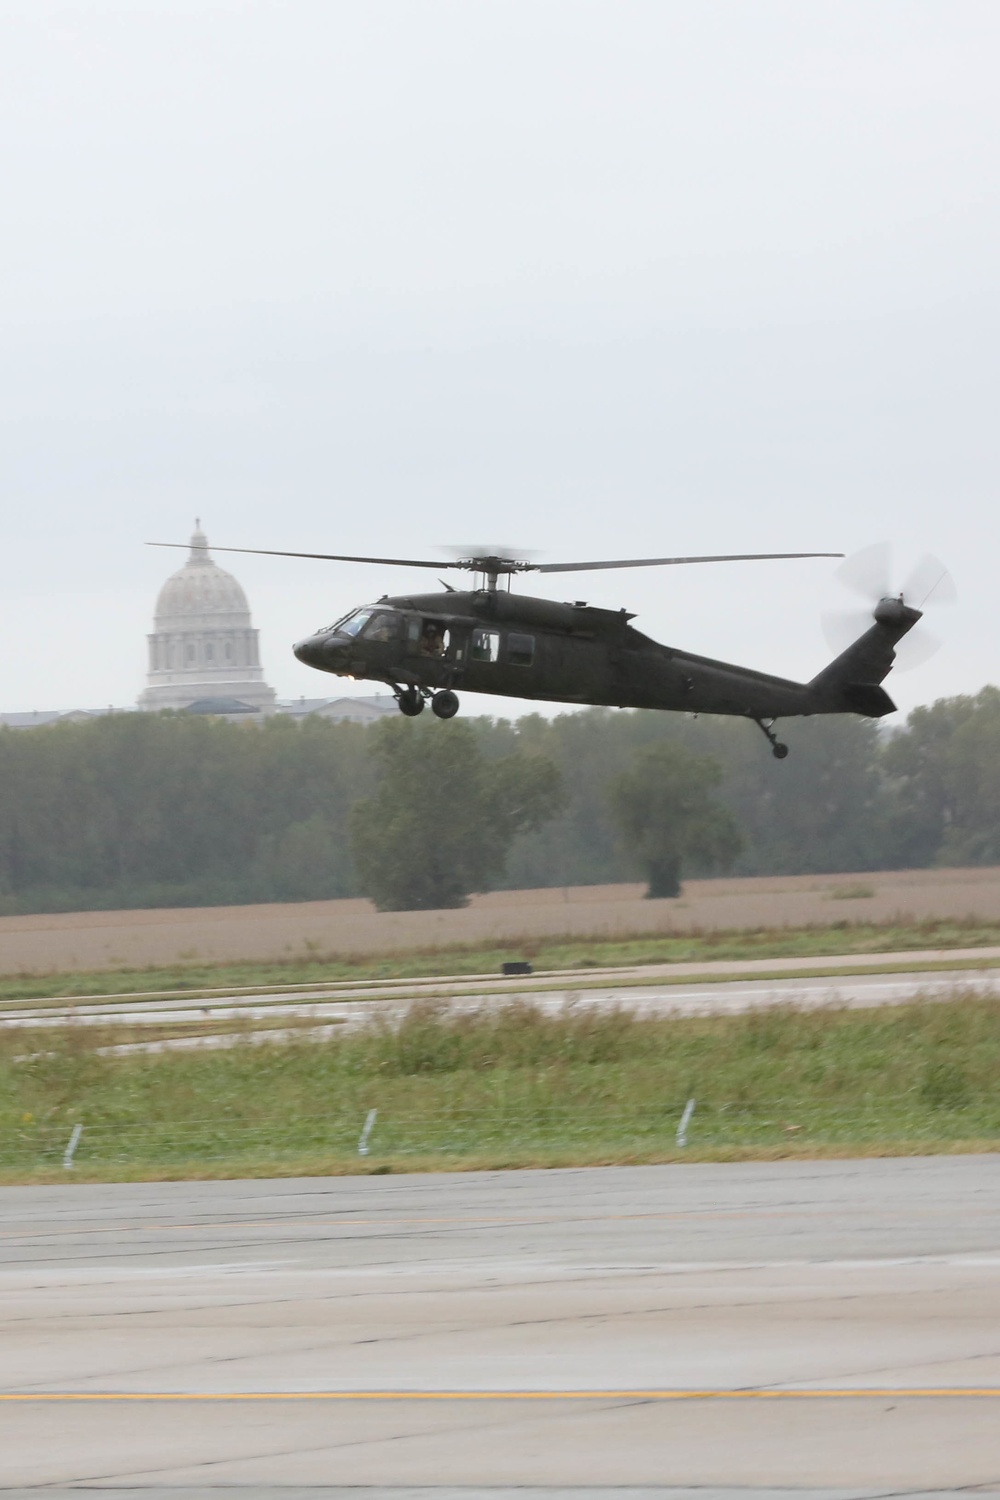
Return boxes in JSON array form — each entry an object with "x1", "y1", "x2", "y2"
[
  {"x1": 772, "y1": 742, "x2": 789, "y2": 760},
  {"x1": 397, "y1": 688, "x2": 424, "y2": 717},
  {"x1": 431, "y1": 690, "x2": 460, "y2": 719}
]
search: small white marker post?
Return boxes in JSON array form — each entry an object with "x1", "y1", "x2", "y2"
[
  {"x1": 676, "y1": 1099, "x2": 696, "y2": 1149},
  {"x1": 358, "y1": 1109, "x2": 378, "y2": 1157},
  {"x1": 63, "y1": 1123, "x2": 83, "y2": 1171}
]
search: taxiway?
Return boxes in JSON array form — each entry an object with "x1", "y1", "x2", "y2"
[{"x1": 2, "y1": 1156, "x2": 999, "y2": 1494}]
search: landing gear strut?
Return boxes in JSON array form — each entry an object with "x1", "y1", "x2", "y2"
[
  {"x1": 754, "y1": 718, "x2": 789, "y2": 759},
  {"x1": 394, "y1": 686, "x2": 461, "y2": 719}
]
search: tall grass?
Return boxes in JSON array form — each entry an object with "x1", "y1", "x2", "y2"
[{"x1": 4, "y1": 990, "x2": 1000, "y2": 1180}]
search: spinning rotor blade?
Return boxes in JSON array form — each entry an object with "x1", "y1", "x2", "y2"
[
  {"x1": 902, "y1": 553, "x2": 957, "y2": 608},
  {"x1": 835, "y1": 541, "x2": 892, "y2": 600},
  {"x1": 148, "y1": 542, "x2": 452, "y2": 570},
  {"x1": 821, "y1": 609, "x2": 942, "y2": 669},
  {"x1": 835, "y1": 544, "x2": 956, "y2": 608},
  {"x1": 149, "y1": 542, "x2": 843, "y2": 576},
  {"x1": 534, "y1": 551, "x2": 843, "y2": 574},
  {"x1": 884, "y1": 629, "x2": 942, "y2": 671},
  {"x1": 442, "y1": 542, "x2": 539, "y2": 562},
  {"x1": 823, "y1": 544, "x2": 955, "y2": 672}
]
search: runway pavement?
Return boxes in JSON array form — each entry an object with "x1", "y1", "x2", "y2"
[
  {"x1": 4, "y1": 950, "x2": 999, "y2": 1055},
  {"x1": 2, "y1": 1156, "x2": 1000, "y2": 1494}
]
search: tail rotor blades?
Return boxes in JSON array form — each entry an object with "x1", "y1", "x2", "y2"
[
  {"x1": 823, "y1": 544, "x2": 954, "y2": 672},
  {"x1": 822, "y1": 608, "x2": 874, "y2": 657},
  {"x1": 902, "y1": 553, "x2": 957, "y2": 608},
  {"x1": 835, "y1": 542, "x2": 892, "y2": 602},
  {"x1": 890, "y1": 628, "x2": 942, "y2": 671}
]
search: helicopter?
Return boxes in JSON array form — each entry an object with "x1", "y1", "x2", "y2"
[{"x1": 150, "y1": 541, "x2": 929, "y2": 758}]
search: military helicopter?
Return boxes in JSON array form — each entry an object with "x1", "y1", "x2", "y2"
[{"x1": 150, "y1": 540, "x2": 933, "y2": 758}]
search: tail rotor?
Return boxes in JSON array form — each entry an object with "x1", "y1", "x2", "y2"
[{"x1": 822, "y1": 544, "x2": 955, "y2": 670}]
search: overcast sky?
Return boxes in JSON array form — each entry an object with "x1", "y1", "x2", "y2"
[{"x1": 2, "y1": 0, "x2": 997, "y2": 721}]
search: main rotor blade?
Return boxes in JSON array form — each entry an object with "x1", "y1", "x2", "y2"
[
  {"x1": 147, "y1": 543, "x2": 452, "y2": 570},
  {"x1": 148, "y1": 542, "x2": 844, "y2": 575},
  {"x1": 534, "y1": 551, "x2": 843, "y2": 574}
]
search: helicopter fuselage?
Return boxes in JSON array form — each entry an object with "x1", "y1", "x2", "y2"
[{"x1": 292, "y1": 587, "x2": 920, "y2": 733}]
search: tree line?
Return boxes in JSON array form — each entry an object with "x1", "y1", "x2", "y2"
[{"x1": 0, "y1": 686, "x2": 997, "y2": 915}]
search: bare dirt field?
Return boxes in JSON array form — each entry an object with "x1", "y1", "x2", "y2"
[{"x1": 1, "y1": 866, "x2": 1000, "y2": 976}]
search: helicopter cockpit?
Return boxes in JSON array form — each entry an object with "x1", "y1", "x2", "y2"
[{"x1": 317, "y1": 606, "x2": 402, "y2": 640}]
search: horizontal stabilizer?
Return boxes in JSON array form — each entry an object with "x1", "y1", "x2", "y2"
[{"x1": 840, "y1": 682, "x2": 896, "y2": 718}]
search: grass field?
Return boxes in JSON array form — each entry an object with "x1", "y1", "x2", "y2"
[
  {"x1": 5, "y1": 989, "x2": 1000, "y2": 1182},
  {"x1": 5, "y1": 872, "x2": 1000, "y2": 1183},
  {"x1": 2, "y1": 915, "x2": 1000, "y2": 1003},
  {"x1": 3, "y1": 867, "x2": 1000, "y2": 978}
]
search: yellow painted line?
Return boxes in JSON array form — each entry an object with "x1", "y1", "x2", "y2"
[{"x1": 3, "y1": 1388, "x2": 1000, "y2": 1402}]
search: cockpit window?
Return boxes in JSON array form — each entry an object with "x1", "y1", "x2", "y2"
[
  {"x1": 315, "y1": 610, "x2": 360, "y2": 635},
  {"x1": 316, "y1": 606, "x2": 395, "y2": 639},
  {"x1": 362, "y1": 611, "x2": 399, "y2": 642},
  {"x1": 337, "y1": 609, "x2": 374, "y2": 639}
]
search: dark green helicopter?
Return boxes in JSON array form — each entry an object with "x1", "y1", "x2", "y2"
[{"x1": 150, "y1": 542, "x2": 934, "y2": 758}]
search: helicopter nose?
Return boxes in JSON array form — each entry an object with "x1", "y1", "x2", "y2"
[{"x1": 293, "y1": 633, "x2": 345, "y2": 670}]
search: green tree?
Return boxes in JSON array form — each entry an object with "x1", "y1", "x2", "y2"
[
  {"x1": 503, "y1": 707, "x2": 889, "y2": 887},
  {"x1": 609, "y1": 742, "x2": 744, "y2": 897},
  {"x1": 350, "y1": 718, "x2": 562, "y2": 910},
  {"x1": 0, "y1": 712, "x2": 377, "y2": 914},
  {"x1": 880, "y1": 688, "x2": 1000, "y2": 867},
  {"x1": 940, "y1": 693, "x2": 1000, "y2": 865},
  {"x1": 716, "y1": 715, "x2": 888, "y2": 876}
]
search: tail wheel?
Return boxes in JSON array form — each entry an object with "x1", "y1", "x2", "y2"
[
  {"x1": 397, "y1": 688, "x2": 424, "y2": 717},
  {"x1": 431, "y1": 690, "x2": 460, "y2": 719},
  {"x1": 754, "y1": 717, "x2": 789, "y2": 760}
]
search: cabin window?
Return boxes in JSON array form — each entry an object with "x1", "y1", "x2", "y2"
[
  {"x1": 362, "y1": 612, "x2": 399, "y2": 642},
  {"x1": 507, "y1": 632, "x2": 535, "y2": 666},
  {"x1": 471, "y1": 629, "x2": 500, "y2": 663},
  {"x1": 418, "y1": 619, "x2": 449, "y2": 657}
]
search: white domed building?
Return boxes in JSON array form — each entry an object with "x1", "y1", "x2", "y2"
[{"x1": 139, "y1": 524, "x2": 277, "y2": 716}]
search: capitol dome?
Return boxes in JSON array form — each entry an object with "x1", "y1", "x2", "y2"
[
  {"x1": 153, "y1": 526, "x2": 250, "y2": 623},
  {"x1": 139, "y1": 523, "x2": 277, "y2": 715}
]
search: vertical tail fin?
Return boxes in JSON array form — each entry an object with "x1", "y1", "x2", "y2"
[{"x1": 808, "y1": 598, "x2": 921, "y2": 716}]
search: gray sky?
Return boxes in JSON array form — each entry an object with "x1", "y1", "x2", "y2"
[{"x1": 2, "y1": 0, "x2": 997, "y2": 719}]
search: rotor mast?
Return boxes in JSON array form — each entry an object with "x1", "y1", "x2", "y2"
[{"x1": 462, "y1": 555, "x2": 530, "y2": 593}]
